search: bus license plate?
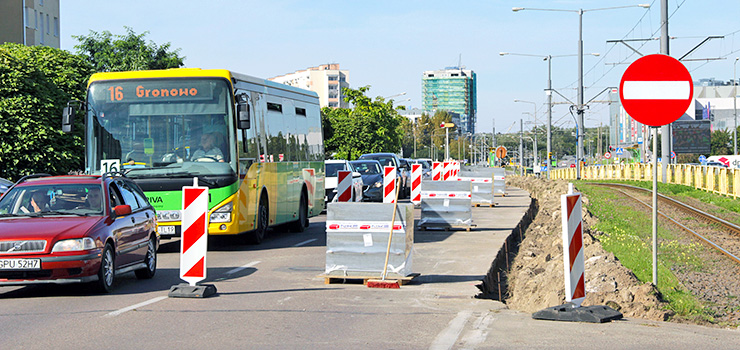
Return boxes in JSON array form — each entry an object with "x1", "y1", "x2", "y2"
[
  {"x1": 158, "y1": 226, "x2": 176, "y2": 236},
  {"x1": 0, "y1": 259, "x2": 41, "y2": 270}
]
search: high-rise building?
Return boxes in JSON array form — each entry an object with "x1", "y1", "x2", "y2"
[
  {"x1": 422, "y1": 67, "x2": 477, "y2": 134},
  {"x1": 0, "y1": 0, "x2": 60, "y2": 48},
  {"x1": 270, "y1": 63, "x2": 350, "y2": 108}
]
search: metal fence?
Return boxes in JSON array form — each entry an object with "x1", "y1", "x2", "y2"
[{"x1": 549, "y1": 164, "x2": 739, "y2": 198}]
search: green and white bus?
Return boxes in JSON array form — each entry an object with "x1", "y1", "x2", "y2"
[{"x1": 63, "y1": 68, "x2": 325, "y2": 243}]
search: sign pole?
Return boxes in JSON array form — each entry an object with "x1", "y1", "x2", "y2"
[{"x1": 652, "y1": 127, "x2": 658, "y2": 286}]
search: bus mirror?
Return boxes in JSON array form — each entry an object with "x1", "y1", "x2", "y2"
[
  {"x1": 237, "y1": 101, "x2": 250, "y2": 130},
  {"x1": 62, "y1": 106, "x2": 75, "y2": 133}
]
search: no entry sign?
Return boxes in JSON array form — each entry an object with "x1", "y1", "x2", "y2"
[
  {"x1": 619, "y1": 54, "x2": 693, "y2": 127},
  {"x1": 604, "y1": 152, "x2": 612, "y2": 159}
]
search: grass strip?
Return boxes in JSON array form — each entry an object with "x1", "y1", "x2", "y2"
[{"x1": 577, "y1": 183, "x2": 708, "y2": 319}]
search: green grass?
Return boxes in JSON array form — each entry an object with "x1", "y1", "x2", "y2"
[{"x1": 578, "y1": 184, "x2": 708, "y2": 319}]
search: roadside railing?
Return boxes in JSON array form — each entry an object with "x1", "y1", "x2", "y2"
[{"x1": 550, "y1": 164, "x2": 739, "y2": 198}]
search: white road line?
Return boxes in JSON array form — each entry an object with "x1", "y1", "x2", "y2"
[
  {"x1": 429, "y1": 310, "x2": 473, "y2": 350},
  {"x1": 459, "y1": 312, "x2": 495, "y2": 350},
  {"x1": 104, "y1": 296, "x2": 168, "y2": 318},
  {"x1": 622, "y1": 80, "x2": 691, "y2": 100},
  {"x1": 225, "y1": 260, "x2": 261, "y2": 275},
  {"x1": 293, "y1": 238, "x2": 317, "y2": 247}
]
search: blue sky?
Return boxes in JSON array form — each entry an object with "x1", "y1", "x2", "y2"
[{"x1": 60, "y1": 0, "x2": 740, "y2": 135}]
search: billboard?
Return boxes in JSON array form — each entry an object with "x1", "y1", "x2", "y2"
[{"x1": 672, "y1": 120, "x2": 711, "y2": 154}]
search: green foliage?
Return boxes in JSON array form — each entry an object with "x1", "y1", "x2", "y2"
[
  {"x1": 0, "y1": 43, "x2": 93, "y2": 180},
  {"x1": 321, "y1": 86, "x2": 405, "y2": 160},
  {"x1": 73, "y1": 27, "x2": 184, "y2": 73},
  {"x1": 710, "y1": 129, "x2": 732, "y2": 155}
]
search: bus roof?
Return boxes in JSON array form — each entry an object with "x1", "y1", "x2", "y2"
[{"x1": 88, "y1": 68, "x2": 319, "y2": 100}]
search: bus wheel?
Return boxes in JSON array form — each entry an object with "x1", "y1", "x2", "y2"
[
  {"x1": 290, "y1": 191, "x2": 309, "y2": 233},
  {"x1": 249, "y1": 195, "x2": 269, "y2": 244}
]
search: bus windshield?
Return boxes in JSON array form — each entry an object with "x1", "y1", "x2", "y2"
[{"x1": 86, "y1": 78, "x2": 236, "y2": 178}]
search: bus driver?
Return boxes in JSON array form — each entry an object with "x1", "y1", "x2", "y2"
[{"x1": 191, "y1": 133, "x2": 224, "y2": 162}]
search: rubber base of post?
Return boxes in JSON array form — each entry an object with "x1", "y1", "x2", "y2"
[
  {"x1": 532, "y1": 304, "x2": 623, "y2": 323},
  {"x1": 168, "y1": 283, "x2": 217, "y2": 298}
]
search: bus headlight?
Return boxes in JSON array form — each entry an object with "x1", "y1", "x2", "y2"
[
  {"x1": 210, "y1": 202, "x2": 232, "y2": 223},
  {"x1": 157, "y1": 210, "x2": 181, "y2": 222}
]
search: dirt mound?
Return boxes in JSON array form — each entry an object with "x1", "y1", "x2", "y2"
[{"x1": 504, "y1": 176, "x2": 672, "y2": 321}]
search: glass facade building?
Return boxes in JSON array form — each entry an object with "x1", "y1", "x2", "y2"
[{"x1": 422, "y1": 67, "x2": 477, "y2": 134}]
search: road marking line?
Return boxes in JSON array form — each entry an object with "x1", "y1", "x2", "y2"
[
  {"x1": 225, "y1": 260, "x2": 261, "y2": 275},
  {"x1": 622, "y1": 81, "x2": 691, "y2": 100},
  {"x1": 293, "y1": 239, "x2": 317, "y2": 247},
  {"x1": 429, "y1": 310, "x2": 473, "y2": 350},
  {"x1": 459, "y1": 312, "x2": 495, "y2": 350},
  {"x1": 104, "y1": 296, "x2": 168, "y2": 318}
]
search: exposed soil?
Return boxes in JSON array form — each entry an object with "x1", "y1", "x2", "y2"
[{"x1": 504, "y1": 177, "x2": 672, "y2": 321}]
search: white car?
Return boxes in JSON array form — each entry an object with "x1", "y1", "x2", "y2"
[{"x1": 325, "y1": 160, "x2": 363, "y2": 202}]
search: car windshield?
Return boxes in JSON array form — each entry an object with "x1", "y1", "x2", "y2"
[
  {"x1": 325, "y1": 163, "x2": 347, "y2": 177},
  {"x1": 363, "y1": 155, "x2": 395, "y2": 167},
  {"x1": 0, "y1": 184, "x2": 105, "y2": 216},
  {"x1": 350, "y1": 161, "x2": 381, "y2": 175}
]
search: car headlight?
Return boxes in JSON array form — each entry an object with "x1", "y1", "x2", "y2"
[
  {"x1": 52, "y1": 237, "x2": 96, "y2": 252},
  {"x1": 373, "y1": 181, "x2": 383, "y2": 188},
  {"x1": 210, "y1": 202, "x2": 232, "y2": 223},
  {"x1": 157, "y1": 210, "x2": 182, "y2": 222}
]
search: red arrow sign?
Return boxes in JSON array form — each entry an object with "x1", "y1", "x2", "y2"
[{"x1": 619, "y1": 54, "x2": 693, "y2": 127}]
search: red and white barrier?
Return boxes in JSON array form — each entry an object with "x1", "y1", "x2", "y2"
[
  {"x1": 180, "y1": 178, "x2": 209, "y2": 286},
  {"x1": 383, "y1": 166, "x2": 396, "y2": 203},
  {"x1": 303, "y1": 168, "x2": 316, "y2": 208},
  {"x1": 561, "y1": 187, "x2": 585, "y2": 306},
  {"x1": 432, "y1": 162, "x2": 442, "y2": 181},
  {"x1": 336, "y1": 170, "x2": 352, "y2": 202},
  {"x1": 443, "y1": 161, "x2": 451, "y2": 181},
  {"x1": 410, "y1": 164, "x2": 421, "y2": 205}
]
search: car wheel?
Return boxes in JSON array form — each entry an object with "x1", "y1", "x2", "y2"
[
  {"x1": 290, "y1": 191, "x2": 309, "y2": 233},
  {"x1": 95, "y1": 244, "x2": 115, "y2": 293},
  {"x1": 135, "y1": 236, "x2": 157, "y2": 279},
  {"x1": 248, "y1": 194, "x2": 269, "y2": 244}
]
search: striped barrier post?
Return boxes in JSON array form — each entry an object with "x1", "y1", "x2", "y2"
[
  {"x1": 432, "y1": 162, "x2": 442, "y2": 181},
  {"x1": 169, "y1": 177, "x2": 216, "y2": 298},
  {"x1": 443, "y1": 161, "x2": 451, "y2": 181},
  {"x1": 303, "y1": 168, "x2": 316, "y2": 208},
  {"x1": 411, "y1": 164, "x2": 421, "y2": 205},
  {"x1": 562, "y1": 185, "x2": 585, "y2": 307},
  {"x1": 383, "y1": 166, "x2": 396, "y2": 203},
  {"x1": 337, "y1": 170, "x2": 352, "y2": 202}
]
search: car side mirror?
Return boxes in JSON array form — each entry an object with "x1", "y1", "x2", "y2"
[
  {"x1": 236, "y1": 93, "x2": 250, "y2": 130},
  {"x1": 113, "y1": 204, "x2": 132, "y2": 217},
  {"x1": 352, "y1": 171, "x2": 362, "y2": 178},
  {"x1": 62, "y1": 105, "x2": 75, "y2": 133}
]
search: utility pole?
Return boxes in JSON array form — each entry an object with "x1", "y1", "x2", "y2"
[
  {"x1": 660, "y1": 0, "x2": 670, "y2": 182},
  {"x1": 519, "y1": 119, "x2": 524, "y2": 176}
]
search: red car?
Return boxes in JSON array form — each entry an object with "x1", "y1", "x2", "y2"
[{"x1": 0, "y1": 174, "x2": 158, "y2": 292}]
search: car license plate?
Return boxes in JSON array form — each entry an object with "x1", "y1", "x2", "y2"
[
  {"x1": 0, "y1": 259, "x2": 41, "y2": 270},
  {"x1": 158, "y1": 225, "x2": 176, "y2": 235}
]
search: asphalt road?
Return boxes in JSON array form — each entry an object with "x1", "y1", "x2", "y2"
[{"x1": 2, "y1": 188, "x2": 740, "y2": 349}]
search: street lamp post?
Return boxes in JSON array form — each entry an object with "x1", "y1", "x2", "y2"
[
  {"x1": 501, "y1": 52, "x2": 599, "y2": 179},
  {"x1": 513, "y1": 4, "x2": 650, "y2": 179},
  {"x1": 735, "y1": 57, "x2": 739, "y2": 155}
]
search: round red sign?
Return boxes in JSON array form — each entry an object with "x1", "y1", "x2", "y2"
[
  {"x1": 604, "y1": 152, "x2": 612, "y2": 159},
  {"x1": 619, "y1": 54, "x2": 693, "y2": 127}
]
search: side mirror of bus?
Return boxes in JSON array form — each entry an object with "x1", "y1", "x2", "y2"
[
  {"x1": 62, "y1": 105, "x2": 75, "y2": 133},
  {"x1": 237, "y1": 100, "x2": 250, "y2": 130}
]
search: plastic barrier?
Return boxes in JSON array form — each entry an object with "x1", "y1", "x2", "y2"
[
  {"x1": 324, "y1": 202, "x2": 414, "y2": 278},
  {"x1": 336, "y1": 170, "x2": 352, "y2": 202},
  {"x1": 432, "y1": 162, "x2": 442, "y2": 181},
  {"x1": 493, "y1": 168, "x2": 507, "y2": 196},
  {"x1": 457, "y1": 176, "x2": 494, "y2": 207},
  {"x1": 418, "y1": 180, "x2": 474, "y2": 231},
  {"x1": 383, "y1": 166, "x2": 396, "y2": 203},
  {"x1": 410, "y1": 164, "x2": 421, "y2": 205}
]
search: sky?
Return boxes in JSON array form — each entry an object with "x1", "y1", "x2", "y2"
[{"x1": 60, "y1": 0, "x2": 740, "y2": 135}]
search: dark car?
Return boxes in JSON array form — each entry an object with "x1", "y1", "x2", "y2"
[
  {"x1": 358, "y1": 153, "x2": 409, "y2": 198},
  {"x1": 0, "y1": 173, "x2": 158, "y2": 292},
  {"x1": 349, "y1": 160, "x2": 384, "y2": 202}
]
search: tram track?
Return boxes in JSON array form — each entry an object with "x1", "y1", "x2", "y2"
[{"x1": 585, "y1": 182, "x2": 740, "y2": 265}]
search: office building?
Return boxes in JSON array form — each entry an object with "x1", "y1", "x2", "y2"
[
  {"x1": 0, "y1": 0, "x2": 60, "y2": 48},
  {"x1": 270, "y1": 63, "x2": 350, "y2": 108},
  {"x1": 422, "y1": 67, "x2": 477, "y2": 134}
]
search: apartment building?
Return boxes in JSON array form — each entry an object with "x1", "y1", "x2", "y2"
[
  {"x1": 270, "y1": 63, "x2": 350, "y2": 108},
  {"x1": 0, "y1": 0, "x2": 60, "y2": 48}
]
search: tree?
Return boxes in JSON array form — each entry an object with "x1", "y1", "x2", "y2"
[
  {"x1": 711, "y1": 129, "x2": 732, "y2": 155},
  {"x1": 0, "y1": 43, "x2": 93, "y2": 180},
  {"x1": 73, "y1": 27, "x2": 184, "y2": 73},
  {"x1": 321, "y1": 86, "x2": 405, "y2": 160}
]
